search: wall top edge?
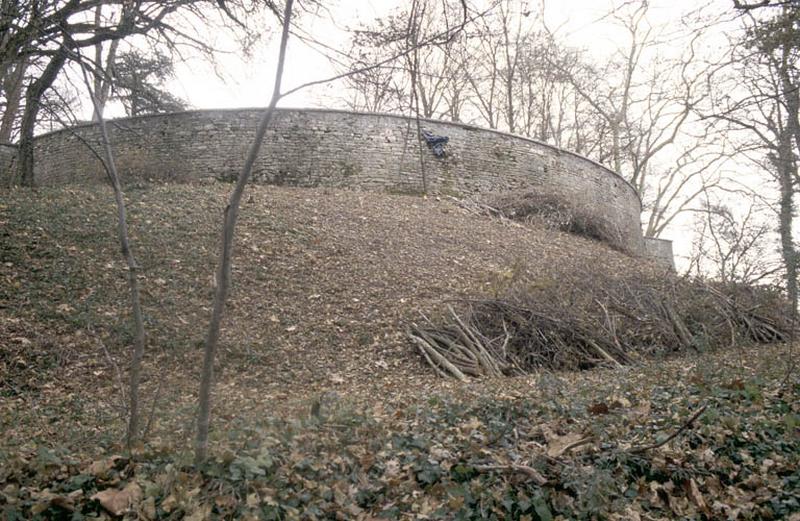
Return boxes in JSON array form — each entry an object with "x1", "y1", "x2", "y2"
[{"x1": 31, "y1": 106, "x2": 641, "y2": 207}]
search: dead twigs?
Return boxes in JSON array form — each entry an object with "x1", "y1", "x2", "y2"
[
  {"x1": 410, "y1": 299, "x2": 629, "y2": 377},
  {"x1": 630, "y1": 405, "x2": 708, "y2": 454},
  {"x1": 474, "y1": 464, "x2": 548, "y2": 485},
  {"x1": 410, "y1": 272, "x2": 793, "y2": 379}
]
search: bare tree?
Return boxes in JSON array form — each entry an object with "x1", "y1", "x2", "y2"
[
  {"x1": 4, "y1": 0, "x2": 261, "y2": 186},
  {"x1": 0, "y1": 57, "x2": 27, "y2": 142},
  {"x1": 339, "y1": 55, "x2": 403, "y2": 113},
  {"x1": 338, "y1": 0, "x2": 722, "y2": 243},
  {"x1": 537, "y1": 1, "x2": 726, "y2": 243},
  {"x1": 195, "y1": 0, "x2": 295, "y2": 464},
  {"x1": 90, "y1": 4, "x2": 122, "y2": 121},
  {"x1": 341, "y1": 17, "x2": 409, "y2": 113},
  {"x1": 496, "y1": 1, "x2": 526, "y2": 134},
  {"x1": 341, "y1": 0, "x2": 476, "y2": 120},
  {"x1": 641, "y1": 123, "x2": 728, "y2": 238},
  {"x1": 686, "y1": 192, "x2": 780, "y2": 284},
  {"x1": 75, "y1": 54, "x2": 147, "y2": 452},
  {"x1": 462, "y1": 14, "x2": 503, "y2": 129},
  {"x1": 195, "y1": 0, "x2": 475, "y2": 463},
  {"x1": 541, "y1": 2, "x2": 652, "y2": 174},
  {"x1": 706, "y1": 5, "x2": 800, "y2": 309}
]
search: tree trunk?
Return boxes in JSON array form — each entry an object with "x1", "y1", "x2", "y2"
[
  {"x1": 79, "y1": 62, "x2": 147, "y2": 451},
  {"x1": 195, "y1": 0, "x2": 294, "y2": 465},
  {"x1": 17, "y1": 50, "x2": 68, "y2": 186},
  {"x1": 774, "y1": 133, "x2": 798, "y2": 312},
  {"x1": 407, "y1": 3, "x2": 428, "y2": 193},
  {"x1": 0, "y1": 58, "x2": 26, "y2": 142},
  {"x1": 500, "y1": 7, "x2": 517, "y2": 135},
  {"x1": 773, "y1": 36, "x2": 800, "y2": 312},
  {"x1": 95, "y1": 40, "x2": 118, "y2": 118},
  {"x1": 91, "y1": 5, "x2": 121, "y2": 122},
  {"x1": 778, "y1": 52, "x2": 800, "y2": 178}
]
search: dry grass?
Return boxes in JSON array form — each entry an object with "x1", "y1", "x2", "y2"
[{"x1": 482, "y1": 190, "x2": 626, "y2": 250}]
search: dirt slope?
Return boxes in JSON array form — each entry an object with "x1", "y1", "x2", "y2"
[{"x1": 0, "y1": 183, "x2": 665, "y2": 447}]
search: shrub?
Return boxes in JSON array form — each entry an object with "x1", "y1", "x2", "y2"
[{"x1": 482, "y1": 191, "x2": 625, "y2": 249}]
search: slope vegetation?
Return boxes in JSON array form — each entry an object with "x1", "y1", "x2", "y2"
[
  {"x1": 1, "y1": 184, "x2": 797, "y2": 520},
  {"x1": 0, "y1": 183, "x2": 661, "y2": 437}
]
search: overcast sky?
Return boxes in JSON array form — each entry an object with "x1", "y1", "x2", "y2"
[{"x1": 167, "y1": 0, "x2": 728, "y2": 111}]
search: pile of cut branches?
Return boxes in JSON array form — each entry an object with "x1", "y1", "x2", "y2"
[{"x1": 410, "y1": 271, "x2": 793, "y2": 378}]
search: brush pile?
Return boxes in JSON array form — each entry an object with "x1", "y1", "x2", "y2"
[
  {"x1": 410, "y1": 269, "x2": 793, "y2": 379},
  {"x1": 475, "y1": 190, "x2": 626, "y2": 249}
]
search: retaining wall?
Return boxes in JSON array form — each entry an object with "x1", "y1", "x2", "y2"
[
  {"x1": 22, "y1": 108, "x2": 644, "y2": 253},
  {"x1": 644, "y1": 238, "x2": 676, "y2": 271},
  {"x1": 0, "y1": 143, "x2": 16, "y2": 182}
]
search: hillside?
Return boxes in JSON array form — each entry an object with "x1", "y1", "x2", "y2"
[
  {"x1": 1, "y1": 184, "x2": 797, "y2": 520},
  {"x1": 0, "y1": 183, "x2": 658, "y2": 433}
]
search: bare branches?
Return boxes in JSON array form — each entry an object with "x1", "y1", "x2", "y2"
[
  {"x1": 630, "y1": 405, "x2": 708, "y2": 453},
  {"x1": 686, "y1": 190, "x2": 779, "y2": 284},
  {"x1": 702, "y1": 6, "x2": 800, "y2": 309},
  {"x1": 76, "y1": 51, "x2": 147, "y2": 453},
  {"x1": 732, "y1": 0, "x2": 795, "y2": 10},
  {"x1": 411, "y1": 271, "x2": 792, "y2": 379},
  {"x1": 6, "y1": 0, "x2": 270, "y2": 185},
  {"x1": 282, "y1": 0, "x2": 475, "y2": 102}
]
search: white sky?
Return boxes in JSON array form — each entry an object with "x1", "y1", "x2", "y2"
[{"x1": 169, "y1": 0, "x2": 724, "y2": 110}]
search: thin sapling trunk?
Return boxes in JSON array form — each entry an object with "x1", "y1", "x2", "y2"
[
  {"x1": 78, "y1": 62, "x2": 146, "y2": 452},
  {"x1": 194, "y1": 0, "x2": 294, "y2": 465}
]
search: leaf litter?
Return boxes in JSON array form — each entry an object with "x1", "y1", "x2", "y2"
[{"x1": 0, "y1": 183, "x2": 797, "y2": 519}]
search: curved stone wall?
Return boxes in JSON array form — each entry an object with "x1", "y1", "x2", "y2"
[
  {"x1": 27, "y1": 108, "x2": 644, "y2": 253},
  {"x1": 0, "y1": 143, "x2": 16, "y2": 180}
]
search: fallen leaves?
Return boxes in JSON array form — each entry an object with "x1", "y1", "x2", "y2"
[
  {"x1": 1, "y1": 354, "x2": 798, "y2": 519},
  {"x1": 91, "y1": 481, "x2": 142, "y2": 516},
  {"x1": 684, "y1": 477, "x2": 708, "y2": 513},
  {"x1": 87, "y1": 455, "x2": 125, "y2": 479},
  {"x1": 473, "y1": 463, "x2": 548, "y2": 485},
  {"x1": 541, "y1": 424, "x2": 594, "y2": 458},
  {"x1": 1, "y1": 185, "x2": 799, "y2": 519},
  {"x1": 587, "y1": 401, "x2": 610, "y2": 415}
]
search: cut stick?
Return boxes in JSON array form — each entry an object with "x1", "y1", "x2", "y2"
[
  {"x1": 449, "y1": 307, "x2": 502, "y2": 376},
  {"x1": 408, "y1": 333, "x2": 469, "y2": 382},
  {"x1": 585, "y1": 339, "x2": 623, "y2": 368},
  {"x1": 411, "y1": 332, "x2": 449, "y2": 379}
]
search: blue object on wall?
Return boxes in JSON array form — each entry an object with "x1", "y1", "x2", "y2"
[{"x1": 421, "y1": 130, "x2": 449, "y2": 157}]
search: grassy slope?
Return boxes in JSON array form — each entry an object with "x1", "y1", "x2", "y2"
[{"x1": 0, "y1": 184, "x2": 797, "y2": 520}]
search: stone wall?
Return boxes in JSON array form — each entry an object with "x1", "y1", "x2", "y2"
[
  {"x1": 0, "y1": 143, "x2": 16, "y2": 183},
  {"x1": 644, "y1": 238, "x2": 676, "y2": 271},
  {"x1": 29, "y1": 108, "x2": 645, "y2": 253}
]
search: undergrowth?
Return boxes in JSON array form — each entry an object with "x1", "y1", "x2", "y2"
[
  {"x1": 412, "y1": 259, "x2": 792, "y2": 376},
  {"x1": 1, "y1": 184, "x2": 798, "y2": 520},
  {"x1": 482, "y1": 191, "x2": 626, "y2": 250},
  {"x1": 1, "y1": 348, "x2": 797, "y2": 520}
]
